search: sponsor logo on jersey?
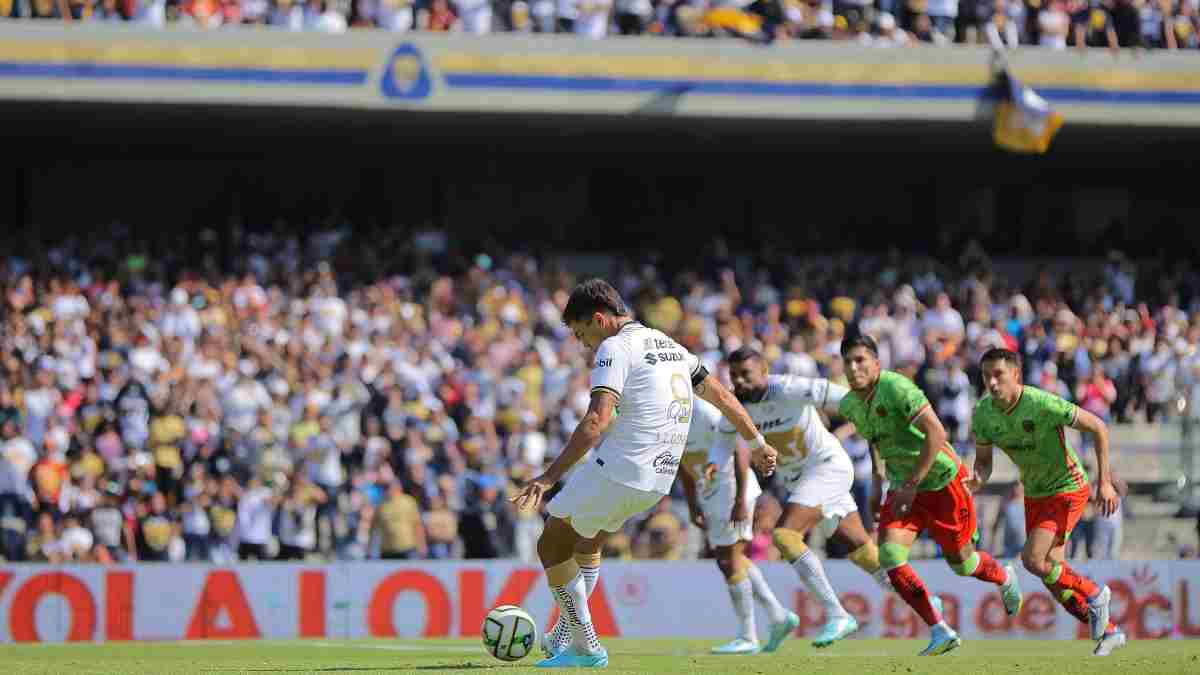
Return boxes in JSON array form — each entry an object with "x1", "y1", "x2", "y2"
[
  {"x1": 595, "y1": 358, "x2": 612, "y2": 368},
  {"x1": 876, "y1": 406, "x2": 888, "y2": 417},
  {"x1": 652, "y1": 451, "x2": 681, "y2": 474},
  {"x1": 1022, "y1": 420, "x2": 1035, "y2": 433},
  {"x1": 644, "y1": 353, "x2": 658, "y2": 366},
  {"x1": 759, "y1": 417, "x2": 789, "y2": 431}
]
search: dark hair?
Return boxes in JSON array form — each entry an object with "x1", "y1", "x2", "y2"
[
  {"x1": 980, "y1": 347, "x2": 1022, "y2": 370},
  {"x1": 561, "y1": 278, "x2": 629, "y2": 325},
  {"x1": 727, "y1": 346, "x2": 762, "y2": 365},
  {"x1": 839, "y1": 334, "x2": 879, "y2": 359}
]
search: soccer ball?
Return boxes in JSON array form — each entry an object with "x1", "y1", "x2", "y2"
[{"x1": 481, "y1": 605, "x2": 537, "y2": 662}]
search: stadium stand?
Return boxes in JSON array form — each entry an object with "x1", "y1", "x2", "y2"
[
  {"x1": 1, "y1": 221, "x2": 1196, "y2": 566},
  {"x1": 1, "y1": 0, "x2": 1198, "y2": 50}
]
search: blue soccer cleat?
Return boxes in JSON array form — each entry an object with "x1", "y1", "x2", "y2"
[
  {"x1": 1001, "y1": 564, "x2": 1023, "y2": 617},
  {"x1": 536, "y1": 645, "x2": 609, "y2": 668},
  {"x1": 1093, "y1": 627, "x2": 1126, "y2": 656},
  {"x1": 762, "y1": 611, "x2": 800, "y2": 653},
  {"x1": 812, "y1": 614, "x2": 859, "y2": 648},
  {"x1": 919, "y1": 623, "x2": 962, "y2": 656},
  {"x1": 1088, "y1": 585, "x2": 1112, "y2": 642},
  {"x1": 710, "y1": 638, "x2": 762, "y2": 655}
]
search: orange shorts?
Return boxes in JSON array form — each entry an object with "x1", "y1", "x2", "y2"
[
  {"x1": 1024, "y1": 486, "x2": 1090, "y2": 545},
  {"x1": 880, "y1": 464, "x2": 977, "y2": 554}
]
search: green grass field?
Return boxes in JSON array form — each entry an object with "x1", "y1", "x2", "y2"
[{"x1": 1, "y1": 638, "x2": 1195, "y2": 675}]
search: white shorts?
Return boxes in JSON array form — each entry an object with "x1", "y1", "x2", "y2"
[
  {"x1": 547, "y1": 459, "x2": 664, "y2": 539},
  {"x1": 700, "y1": 473, "x2": 761, "y2": 548},
  {"x1": 778, "y1": 450, "x2": 859, "y2": 538}
]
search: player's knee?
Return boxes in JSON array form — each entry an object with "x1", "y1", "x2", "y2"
[
  {"x1": 771, "y1": 528, "x2": 808, "y2": 562},
  {"x1": 848, "y1": 541, "x2": 881, "y2": 573},
  {"x1": 715, "y1": 553, "x2": 736, "y2": 579},
  {"x1": 537, "y1": 518, "x2": 576, "y2": 567},
  {"x1": 878, "y1": 542, "x2": 909, "y2": 570},
  {"x1": 1021, "y1": 549, "x2": 1052, "y2": 577}
]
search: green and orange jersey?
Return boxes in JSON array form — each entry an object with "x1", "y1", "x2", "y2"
[
  {"x1": 971, "y1": 385, "x2": 1089, "y2": 499},
  {"x1": 839, "y1": 370, "x2": 960, "y2": 492}
]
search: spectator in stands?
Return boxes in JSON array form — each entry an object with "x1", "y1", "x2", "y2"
[
  {"x1": 986, "y1": 0, "x2": 1021, "y2": 47},
  {"x1": 1142, "y1": 337, "x2": 1178, "y2": 422},
  {"x1": 1071, "y1": 0, "x2": 1119, "y2": 51},
  {"x1": 372, "y1": 480, "x2": 426, "y2": 559}
]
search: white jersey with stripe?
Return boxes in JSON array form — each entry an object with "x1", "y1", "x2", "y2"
[
  {"x1": 714, "y1": 374, "x2": 849, "y2": 474},
  {"x1": 680, "y1": 397, "x2": 722, "y2": 492},
  {"x1": 589, "y1": 321, "x2": 703, "y2": 494}
]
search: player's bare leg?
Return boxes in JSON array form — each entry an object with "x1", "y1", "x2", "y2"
[
  {"x1": 709, "y1": 542, "x2": 762, "y2": 654},
  {"x1": 543, "y1": 533, "x2": 607, "y2": 657},
  {"x1": 774, "y1": 504, "x2": 857, "y2": 648},
  {"x1": 831, "y1": 511, "x2": 892, "y2": 591},
  {"x1": 1025, "y1": 529, "x2": 1124, "y2": 653},
  {"x1": 878, "y1": 528, "x2": 960, "y2": 655},
  {"x1": 945, "y1": 539, "x2": 1022, "y2": 616},
  {"x1": 535, "y1": 517, "x2": 607, "y2": 667}
]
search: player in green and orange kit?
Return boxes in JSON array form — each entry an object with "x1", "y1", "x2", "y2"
[
  {"x1": 839, "y1": 335, "x2": 1022, "y2": 656},
  {"x1": 968, "y1": 348, "x2": 1126, "y2": 657}
]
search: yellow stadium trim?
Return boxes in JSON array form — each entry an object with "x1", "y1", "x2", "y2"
[
  {"x1": 435, "y1": 52, "x2": 1200, "y2": 93},
  {"x1": 0, "y1": 41, "x2": 376, "y2": 71}
]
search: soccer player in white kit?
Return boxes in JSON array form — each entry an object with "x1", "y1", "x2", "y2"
[
  {"x1": 676, "y1": 397, "x2": 798, "y2": 655},
  {"x1": 714, "y1": 347, "x2": 894, "y2": 648},
  {"x1": 512, "y1": 279, "x2": 779, "y2": 669}
]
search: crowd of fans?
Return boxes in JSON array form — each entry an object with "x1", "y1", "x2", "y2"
[
  {"x1": 0, "y1": 221, "x2": 1197, "y2": 567},
  {"x1": 3, "y1": 0, "x2": 1200, "y2": 49}
]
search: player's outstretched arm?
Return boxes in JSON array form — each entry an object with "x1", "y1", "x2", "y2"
[
  {"x1": 966, "y1": 441, "x2": 993, "y2": 494},
  {"x1": 511, "y1": 389, "x2": 617, "y2": 512},
  {"x1": 694, "y1": 372, "x2": 777, "y2": 475},
  {"x1": 1071, "y1": 407, "x2": 1119, "y2": 516},
  {"x1": 891, "y1": 407, "x2": 949, "y2": 515}
]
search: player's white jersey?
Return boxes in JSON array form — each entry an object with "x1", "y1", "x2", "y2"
[
  {"x1": 681, "y1": 397, "x2": 722, "y2": 490},
  {"x1": 590, "y1": 321, "x2": 703, "y2": 494},
  {"x1": 715, "y1": 374, "x2": 848, "y2": 474}
]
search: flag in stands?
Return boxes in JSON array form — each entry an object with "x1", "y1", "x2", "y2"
[{"x1": 992, "y1": 68, "x2": 1064, "y2": 155}]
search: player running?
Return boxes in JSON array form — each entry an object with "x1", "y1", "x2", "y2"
[
  {"x1": 512, "y1": 279, "x2": 778, "y2": 669},
  {"x1": 709, "y1": 347, "x2": 894, "y2": 649},
  {"x1": 968, "y1": 348, "x2": 1126, "y2": 656},
  {"x1": 676, "y1": 397, "x2": 798, "y2": 655},
  {"x1": 839, "y1": 335, "x2": 1022, "y2": 656}
]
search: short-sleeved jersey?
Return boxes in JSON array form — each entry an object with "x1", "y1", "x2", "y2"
[
  {"x1": 839, "y1": 370, "x2": 959, "y2": 492},
  {"x1": 590, "y1": 321, "x2": 703, "y2": 494},
  {"x1": 713, "y1": 374, "x2": 848, "y2": 473},
  {"x1": 971, "y1": 385, "x2": 1089, "y2": 498}
]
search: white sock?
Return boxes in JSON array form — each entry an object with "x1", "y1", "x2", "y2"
[
  {"x1": 727, "y1": 578, "x2": 757, "y2": 642},
  {"x1": 746, "y1": 562, "x2": 789, "y2": 624},
  {"x1": 792, "y1": 549, "x2": 848, "y2": 619},
  {"x1": 580, "y1": 564, "x2": 599, "y2": 597},
  {"x1": 550, "y1": 572, "x2": 602, "y2": 654},
  {"x1": 872, "y1": 567, "x2": 894, "y2": 591},
  {"x1": 551, "y1": 563, "x2": 599, "y2": 650}
]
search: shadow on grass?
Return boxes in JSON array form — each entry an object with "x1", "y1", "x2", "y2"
[{"x1": 232, "y1": 665, "x2": 499, "y2": 673}]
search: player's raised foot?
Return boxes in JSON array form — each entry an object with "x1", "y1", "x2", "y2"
[
  {"x1": 710, "y1": 638, "x2": 762, "y2": 655},
  {"x1": 762, "y1": 611, "x2": 800, "y2": 653},
  {"x1": 536, "y1": 645, "x2": 609, "y2": 668},
  {"x1": 918, "y1": 623, "x2": 962, "y2": 656},
  {"x1": 812, "y1": 614, "x2": 859, "y2": 648},
  {"x1": 1093, "y1": 627, "x2": 1127, "y2": 656},
  {"x1": 540, "y1": 631, "x2": 566, "y2": 658},
  {"x1": 1001, "y1": 563, "x2": 1023, "y2": 617},
  {"x1": 1088, "y1": 585, "x2": 1112, "y2": 641}
]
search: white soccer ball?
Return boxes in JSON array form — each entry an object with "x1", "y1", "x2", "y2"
[{"x1": 481, "y1": 605, "x2": 538, "y2": 662}]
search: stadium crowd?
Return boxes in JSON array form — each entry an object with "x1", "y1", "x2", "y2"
[
  {"x1": 3, "y1": 0, "x2": 1200, "y2": 50},
  {"x1": 0, "y1": 222, "x2": 1198, "y2": 567}
]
